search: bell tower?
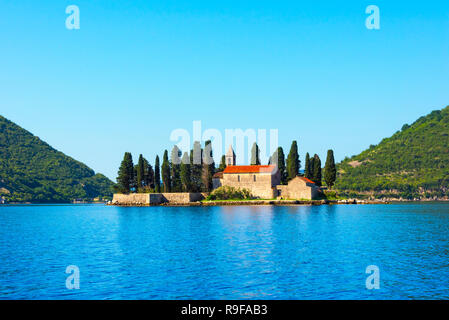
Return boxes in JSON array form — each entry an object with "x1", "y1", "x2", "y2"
[{"x1": 225, "y1": 145, "x2": 236, "y2": 166}]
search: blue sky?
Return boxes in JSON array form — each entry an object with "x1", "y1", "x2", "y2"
[{"x1": 1, "y1": 0, "x2": 448, "y2": 180}]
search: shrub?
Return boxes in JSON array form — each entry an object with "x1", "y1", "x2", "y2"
[
  {"x1": 207, "y1": 186, "x2": 254, "y2": 200},
  {"x1": 323, "y1": 190, "x2": 338, "y2": 200}
]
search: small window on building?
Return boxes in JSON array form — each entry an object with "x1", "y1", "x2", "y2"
[
  {"x1": 238, "y1": 175, "x2": 240, "y2": 182},
  {"x1": 253, "y1": 175, "x2": 256, "y2": 182}
]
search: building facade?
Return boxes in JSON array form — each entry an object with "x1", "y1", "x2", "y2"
[
  {"x1": 212, "y1": 146, "x2": 321, "y2": 200},
  {"x1": 275, "y1": 177, "x2": 320, "y2": 200},
  {"x1": 214, "y1": 165, "x2": 280, "y2": 199}
]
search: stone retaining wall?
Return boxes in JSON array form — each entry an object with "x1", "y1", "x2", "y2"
[
  {"x1": 112, "y1": 193, "x2": 206, "y2": 205},
  {"x1": 112, "y1": 193, "x2": 151, "y2": 205}
]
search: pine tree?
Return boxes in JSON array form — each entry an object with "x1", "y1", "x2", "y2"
[
  {"x1": 154, "y1": 155, "x2": 161, "y2": 193},
  {"x1": 250, "y1": 142, "x2": 261, "y2": 165},
  {"x1": 162, "y1": 150, "x2": 171, "y2": 192},
  {"x1": 304, "y1": 152, "x2": 312, "y2": 179},
  {"x1": 286, "y1": 141, "x2": 300, "y2": 181},
  {"x1": 116, "y1": 152, "x2": 134, "y2": 194},
  {"x1": 190, "y1": 141, "x2": 203, "y2": 192},
  {"x1": 180, "y1": 152, "x2": 191, "y2": 192},
  {"x1": 171, "y1": 145, "x2": 182, "y2": 192},
  {"x1": 202, "y1": 140, "x2": 215, "y2": 192},
  {"x1": 218, "y1": 155, "x2": 226, "y2": 172},
  {"x1": 312, "y1": 154, "x2": 322, "y2": 187},
  {"x1": 272, "y1": 147, "x2": 287, "y2": 184},
  {"x1": 324, "y1": 149, "x2": 337, "y2": 189},
  {"x1": 136, "y1": 154, "x2": 145, "y2": 192}
]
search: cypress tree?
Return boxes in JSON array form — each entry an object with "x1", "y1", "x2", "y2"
[
  {"x1": 171, "y1": 145, "x2": 182, "y2": 192},
  {"x1": 154, "y1": 155, "x2": 161, "y2": 193},
  {"x1": 324, "y1": 149, "x2": 337, "y2": 189},
  {"x1": 144, "y1": 158, "x2": 155, "y2": 191},
  {"x1": 312, "y1": 154, "x2": 322, "y2": 187},
  {"x1": 190, "y1": 141, "x2": 203, "y2": 192},
  {"x1": 218, "y1": 155, "x2": 226, "y2": 172},
  {"x1": 116, "y1": 152, "x2": 134, "y2": 194},
  {"x1": 304, "y1": 153, "x2": 312, "y2": 179},
  {"x1": 162, "y1": 150, "x2": 171, "y2": 192},
  {"x1": 286, "y1": 141, "x2": 300, "y2": 181},
  {"x1": 250, "y1": 142, "x2": 261, "y2": 165},
  {"x1": 272, "y1": 147, "x2": 287, "y2": 184},
  {"x1": 309, "y1": 156, "x2": 315, "y2": 178},
  {"x1": 202, "y1": 140, "x2": 215, "y2": 192},
  {"x1": 180, "y1": 152, "x2": 191, "y2": 192},
  {"x1": 136, "y1": 154, "x2": 145, "y2": 192}
]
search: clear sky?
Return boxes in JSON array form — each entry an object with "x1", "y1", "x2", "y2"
[{"x1": 1, "y1": 0, "x2": 448, "y2": 180}]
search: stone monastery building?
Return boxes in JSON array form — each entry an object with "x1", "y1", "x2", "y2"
[{"x1": 212, "y1": 146, "x2": 321, "y2": 200}]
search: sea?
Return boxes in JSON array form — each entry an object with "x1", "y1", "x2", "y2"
[{"x1": 0, "y1": 203, "x2": 448, "y2": 299}]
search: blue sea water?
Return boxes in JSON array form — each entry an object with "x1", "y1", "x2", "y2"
[{"x1": 0, "y1": 203, "x2": 448, "y2": 300}]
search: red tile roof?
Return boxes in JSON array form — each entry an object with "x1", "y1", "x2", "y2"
[
  {"x1": 213, "y1": 172, "x2": 223, "y2": 179},
  {"x1": 223, "y1": 165, "x2": 277, "y2": 174},
  {"x1": 299, "y1": 177, "x2": 315, "y2": 184}
]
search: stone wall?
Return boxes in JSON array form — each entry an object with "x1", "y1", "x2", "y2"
[
  {"x1": 212, "y1": 178, "x2": 222, "y2": 189},
  {"x1": 112, "y1": 193, "x2": 151, "y2": 205},
  {"x1": 275, "y1": 177, "x2": 320, "y2": 200},
  {"x1": 160, "y1": 193, "x2": 205, "y2": 204},
  {"x1": 222, "y1": 172, "x2": 277, "y2": 199},
  {"x1": 112, "y1": 193, "x2": 205, "y2": 205},
  {"x1": 276, "y1": 185, "x2": 289, "y2": 198}
]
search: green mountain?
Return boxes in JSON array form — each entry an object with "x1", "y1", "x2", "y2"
[
  {"x1": 336, "y1": 106, "x2": 449, "y2": 200},
  {"x1": 0, "y1": 115, "x2": 114, "y2": 203}
]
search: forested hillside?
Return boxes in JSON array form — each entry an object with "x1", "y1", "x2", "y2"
[
  {"x1": 336, "y1": 106, "x2": 449, "y2": 200},
  {"x1": 0, "y1": 115, "x2": 114, "y2": 203}
]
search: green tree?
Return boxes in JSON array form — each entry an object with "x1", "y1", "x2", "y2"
[
  {"x1": 202, "y1": 140, "x2": 215, "y2": 192},
  {"x1": 154, "y1": 155, "x2": 161, "y2": 193},
  {"x1": 135, "y1": 154, "x2": 145, "y2": 192},
  {"x1": 0, "y1": 115, "x2": 115, "y2": 203},
  {"x1": 272, "y1": 147, "x2": 287, "y2": 184},
  {"x1": 218, "y1": 155, "x2": 226, "y2": 172},
  {"x1": 250, "y1": 142, "x2": 261, "y2": 165},
  {"x1": 190, "y1": 141, "x2": 203, "y2": 192},
  {"x1": 162, "y1": 150, "x2": 171, "y2": 192},
  {"x1": 143, "y1": 158, "x2": 155, "y2": 191},
  {"x1": 304, "y1": 152, "x2": 312, "y2": 179},
  {"x1": 180, "y1": 152, "x2": 191, "y2": 192},
  {"x1": 324, "y1": 149, "x2": 337, "y2": 189},
  {"x1": 312, "y1": 154, "x2": 322, "y2": 187},
  {"x1": 286, "y1": 141, "x2": 300, "y2": 181},
  {"x1": 116, "y1": 152, "x2": 134, "y2": 193},
  {"x1": 171, "y1": 145, "x2": 182, "y2": 192}
]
